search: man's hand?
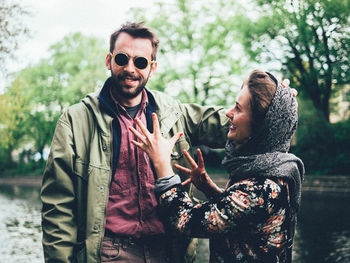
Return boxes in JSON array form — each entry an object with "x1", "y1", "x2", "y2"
[{"x1": 281, "y1": 78, "x2": 298, "y2": 97}]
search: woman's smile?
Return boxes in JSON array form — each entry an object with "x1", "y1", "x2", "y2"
[{"x1": 226, "y1": 86, "x2": 253, "y2": 145}]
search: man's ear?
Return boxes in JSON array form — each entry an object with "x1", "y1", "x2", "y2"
[
  {"x1": 106, "y1": 53, "x2": 112, "y2": 70},
  {"x1": 149, "y1": 61, "x2": 157, "y2": 78}
]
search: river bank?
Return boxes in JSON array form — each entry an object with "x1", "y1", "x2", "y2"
[
  {"x1": 0, "y1": 175, "x2": 42, "y2": 187},
  {"x1": 0, "y1": 175, "x2": 349, "y2": 193}
]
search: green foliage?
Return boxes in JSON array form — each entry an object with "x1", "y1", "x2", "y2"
[
  {"x1": 293, "y1": 98, "x2": 350, "y2": 174},
  {"x1": 16, "y1": 33, "x2": 107, "y2": 111},
  {"x1": 234, "y1": 0, "x2": 350, "y2": 122},
  {"x1": 0, "y1": 33, "x2": 107, "y2": 169},
  {"x1": 129, "y1": 0, "x2": 244, "y2": 106},
  {"x1": 48, "y1": 33, "x2": 107, "y2": 106},
  {"x1": 0, "y1": 80, "x2": 31, "y2": 152},
  {"x1": 0, "y1": 147, "x2": 11, "y2": 172}
]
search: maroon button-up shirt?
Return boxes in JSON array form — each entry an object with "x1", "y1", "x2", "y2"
[{"x1": 105, "y1": 89, "x2": 165, "y2": 238}]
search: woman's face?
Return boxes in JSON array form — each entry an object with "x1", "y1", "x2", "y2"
[{"x1": 226, "y1": 85, "x2": 253, "y2": 145}]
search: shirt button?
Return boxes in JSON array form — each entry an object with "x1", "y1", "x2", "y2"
[
  {"x1": 172, "y1": 151, "x2": 179, "y2": 157},
  {"x1": 99, "y1": 185, "x2": 104, "y2": 191},
  {"x1": 102, "y1": 145, "x2": 107, "y2": 151},
  {"x1": 93, "y1": 225, "x2": 98, "y2": 231}
]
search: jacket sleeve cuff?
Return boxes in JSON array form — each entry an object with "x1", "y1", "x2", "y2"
[{"x1": 155, "y1": 174, "x2": 181, "y2": 194}]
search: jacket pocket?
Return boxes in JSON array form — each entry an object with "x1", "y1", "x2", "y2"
[
  {"x1": 74, "y1": 161, "x2": 92, "y2": 181},
  {"x1": 171, "y1": 137, "x2": 190, "y2": 160}
]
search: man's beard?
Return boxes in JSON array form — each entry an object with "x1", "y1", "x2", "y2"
[{"x1": 111, "y1": 71, "x2": 148, "y2": 99}]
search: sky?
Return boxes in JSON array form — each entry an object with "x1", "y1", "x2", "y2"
[{"x1": 1, "y1": 0, "x2": 156, "y2": 92}]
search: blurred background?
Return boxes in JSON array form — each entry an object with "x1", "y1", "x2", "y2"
[{"x1": 0, "y1": 0, "x2": 349, "y2": 262}]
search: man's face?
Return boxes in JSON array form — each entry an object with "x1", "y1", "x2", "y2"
[{"x1": 106, "y1": 32, "x2": 157, "y2": 102}]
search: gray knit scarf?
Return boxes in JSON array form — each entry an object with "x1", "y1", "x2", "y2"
[{"x1": 222, "y1": 82, "x2": 305, "y2": 211}]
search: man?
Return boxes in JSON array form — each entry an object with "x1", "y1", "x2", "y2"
[{"x1": 41, "y1": 22, "x2": 229, "y2": 263}]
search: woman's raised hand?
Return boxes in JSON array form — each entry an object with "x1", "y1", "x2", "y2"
[
  {"x1": 174, "y1": 149, "x2": 223, "y2": 198},
  {"x1": 129, "y1": 113, "x2": 183, "y2": 179}
]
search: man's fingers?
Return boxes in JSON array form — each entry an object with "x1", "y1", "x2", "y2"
[
  {"x1": 181, "y1": 178, "x2": 191, "y2": 186},
  {"x1": 282, "y1": 78, "x2": 290, "y2": 88},
  {"x1": 182, "y1": 150, "x2": 197, "y2": 169},
  {"x1": 174, "y1": 163, "x2": 191, "y2": 174},
  {"x1": 280, "y1": 78, "x2": 297, "y2": 96},
  {"x1": 291, "y1": 88, "x2": 298, "y2": 97}
]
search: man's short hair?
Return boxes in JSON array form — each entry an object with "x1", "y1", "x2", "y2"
[{"x1": 110, "y1": 22, "x2": 159, "y2": 60}]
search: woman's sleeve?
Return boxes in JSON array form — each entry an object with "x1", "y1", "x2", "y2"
[{"x1": 158, "y1": 178, "x2": 286, "y2": 238}]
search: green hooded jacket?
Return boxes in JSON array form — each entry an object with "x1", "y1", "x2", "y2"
[{"x1": 41, "y1": 78, "x2": 229, "y2": 263}]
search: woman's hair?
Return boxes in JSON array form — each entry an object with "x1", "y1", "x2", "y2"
[
  {"x1": 109, "y1": 22, "x2": 159, "y2": 60},
  {"x1": 246, "y1": 70, "x2": 277, "y2": 132}
]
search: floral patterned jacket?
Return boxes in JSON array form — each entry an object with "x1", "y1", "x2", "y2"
[{"x1": 158, "y1": 176, "x2": 294, "y2": 263}]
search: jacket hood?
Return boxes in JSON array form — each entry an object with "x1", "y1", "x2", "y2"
[{"x1": 81, "y1": 87, "x2": 112, "y2": 135}]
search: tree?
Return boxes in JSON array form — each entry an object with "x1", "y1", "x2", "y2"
[
  {"x1": 130, "y1": 0, "x2": 245, "y2": 106},
  {"x1": 0, "y1": 0, "x2": 29, "y2": 73},
  {"x1": 1, "y1": 33, "x2": 107, "y2": 165},
  {"x1": 0, "y1": 78, "x2": 31, "y2": 168},
  {"x1": 234, "y1": 0, "x2": 350, "y2": 122}
]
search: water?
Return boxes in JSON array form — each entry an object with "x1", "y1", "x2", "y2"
[
  {"x1": 292, "y1": 192, "x2": 350, "y2": 263},
  {"x1": 0, "y1": 185, "x2": 349, "y2": 263},
  {"x1": 0, "y1": 186, "x2": 43, "y2": 263}
]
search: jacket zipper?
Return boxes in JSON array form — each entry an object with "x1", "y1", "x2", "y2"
[{"x1": 97, "y1": 122, "x2": 113, "y2": 263}]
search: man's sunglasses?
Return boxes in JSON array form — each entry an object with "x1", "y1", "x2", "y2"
[{"x1": 110, "y1": 52, "x2": 155, "y2": 70}]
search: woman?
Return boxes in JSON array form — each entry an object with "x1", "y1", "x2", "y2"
[{"x1": 130, "y1": 70, "x2": 304, "y2": 262}]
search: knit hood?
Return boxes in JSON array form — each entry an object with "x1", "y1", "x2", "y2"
[
  {"x1": 235, "y1": 80, "x2": 298, "y2": 156},
  {"x1": 222, "y1": 82, "x2": 305, "y2": 209}
]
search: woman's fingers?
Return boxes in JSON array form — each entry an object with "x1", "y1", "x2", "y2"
[
  {"x1": 174, "y1": 163, "x2": 192, "y2": 186},
  {"x1": 182, "y1": 150, "x2": 198, "y2": 169},
  {"x1": 152, "y1": 113, "x2": 161, "y2": 139},
  {"x1": 130, "y1": 139, "x2": 144, "y2": 149},
  {"x1": 134, "y1": 117, "x2": 150, "y2": 139},
  {"x1": 174, "y1": 163, "x2": 191, "y2": 174},
  {"x1": 196, "y1": 149, "x2": 205, "y2": 169},
  {"x1": 129, "y1": 126, "x2": 147, "y2": 144},
  {"x1": 170, "y1": 132, "x2": 183, "y2": 146},
  {"x1": 181, "y1": 178, "x2": 191, "y2": 186}
]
